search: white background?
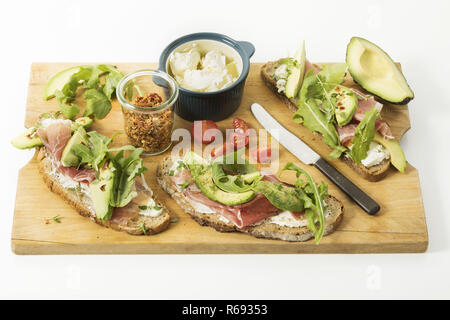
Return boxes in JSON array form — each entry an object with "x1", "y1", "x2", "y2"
[{"x1": 1, "y1": 0, "x2": 449, "y2": 299}]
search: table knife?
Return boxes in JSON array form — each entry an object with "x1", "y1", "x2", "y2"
[{"x1": 251, "y1": 102, "x2": 380, "y2": 215}]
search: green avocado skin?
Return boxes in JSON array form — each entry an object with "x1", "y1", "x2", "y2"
[
  {"x1": 192, "y1": 165, "x2": 256, "y2": 206},
  {"x1": 352, "y1": 77, "x2": 413, "y2": 106},
  {"x1": 346, "y1": 37, "x2": 414, "y2": 105}
]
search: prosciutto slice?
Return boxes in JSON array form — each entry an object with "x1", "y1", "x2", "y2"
[
  {"x1": 337, "y1": 90, "x2": 394, "y2": 145},
  {"x1": 37, "y1": 120, "x2": 95, "y2": 184},
  {"x1": 37, "y1": 120, "x2": 72, "y2": 161},
  {"x1": 337, "y1": 124, "x2": 358, "y2": 147},
  {"x1": 110, "y1": 176, "x2": 153, "y2": 225},
  {"x1": 185, "y1": 189, "x2": 280, "y2": 228},
  {"x1": 172, "y1": 168, "x2": 303, "y2": 228},
  {"x1": 59, "y1": 166, "x2": 95, "y2": 183}
]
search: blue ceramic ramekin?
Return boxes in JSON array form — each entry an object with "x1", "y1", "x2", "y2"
[{"x1": 159, "y1": 32, "x2": 255, "y2": 122}]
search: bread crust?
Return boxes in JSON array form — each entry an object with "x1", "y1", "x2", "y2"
[
  {"x1": 36, "y1": 148, "x2": 171, "y2": 235},
  {"x1": 156, "y1": 156, "x2": 343, "y2": 242},
  {"x1": 260, "y1": 60, "x2": 391, "y2": 182}
]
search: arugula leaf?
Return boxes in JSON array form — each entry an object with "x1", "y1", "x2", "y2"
[
  {"x1": 294, "y1": 64, "x2": 348, "y2": 159},
  {"x1": 61, "y1": 67, "x2": 92, "y2": 98},
  {"x1": 299, "y1": 64, "x2": 347, "y2": 102},
  {"x1": 217, "y1": 148, "x2": 257, "y2": 175},
  {"x1": 350, "y1": 107, "x2": 380, "y2": 163},
  {"x1": 71, "y1": 143, "x2": 94, "y2": 165},
  {"x1": 83, "y1": 88, "x2": 111, "y2": 119},
  {"x1": 71, "y1": 131, "x2": 118, "y2": 171},
  {"x1": 84, "y1": 66, "x2": 104, "y2": 89},
  {"x1": 47, "y1": 64, "x2": 123, "y2": 120},
  {"x1": 282, "y1": 163, "x2": 328, "y2": 244},
  {"x1": 252, "y1": 180, "x2": 305, "y2": 212},
  {"x1": 293, "y1": 98, "x2": 344, "y2": 158},
  {"x1": 55, "y1": 90, "x2": 80, "y2": 119},
  {"x1": 103, "y1": 69, "x2": 124, "y2": 100},
  {"x1": 109, "y1": 148, "x2": 146, "y2": 207}
]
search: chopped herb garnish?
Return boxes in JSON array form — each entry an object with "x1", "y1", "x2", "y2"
[
  {"x1": 178, "y1": 180, "x2": 191, "y2": 189},
  {"x1": 139, "y1": 204, "x2": 162, "y2": 211},
  {"x1": 139, "y1": 222, "x2": 147, "y2": 234},
  {"x1": 177, "y1": 161, "x2": 187, "y2": 170},
  {"x1": 45, "y1": 215, "x2": 62, "y2": 224},
  {"x1": 169, "y1": 170, "x2": 175, "y2": 176},
  {"x1": 170, "y1": 218, "x2": 179, "y2": 223}
]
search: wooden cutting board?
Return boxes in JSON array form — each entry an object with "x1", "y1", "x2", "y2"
[{"x1": 11, "y1": 63, "x2": 428, "y2": 254}]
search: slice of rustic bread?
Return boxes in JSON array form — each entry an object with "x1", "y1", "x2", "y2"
[
  {"x1": 260, "y1": 60, "x2": 390, "y2": 182},
  {"x1": 156, "y1": 156, "x2": 343, "y2": 242},
  {"x1": 36, "y1": 148, "x2": 171, "y2": 235}
]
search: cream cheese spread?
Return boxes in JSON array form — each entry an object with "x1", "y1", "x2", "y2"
[
  {"x1": 361, "y1": 142, "x2": 390, "y2": 167},
  {"x1": 268, "y1": 211, "x2": 309, "y2": 228},
  {"x1": 139, "y1": 198, "x2": 163, "y2": 217},
  {"x1": 40, "y1": 118, "x2": 72, "y2": 128},
  {"x1": 273, "y1": 63, "x2": 289, "y2": 93}
]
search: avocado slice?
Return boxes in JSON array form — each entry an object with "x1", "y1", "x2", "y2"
[
  {"x1": 11, "y1": 127, "x2": 43, "y2": 149},
  {"x1": 331, "y1": 85, "x2": 358, "y2": 126},
  {"x1": 43, "y1": 65, "x2": 85, "y2": 100},
  {"x1": 285, "y1": 40, "x2": 307, "y2": 99},
  {"x1": 346, "y1": 37, "x2": 414, "y2": 105},
  {"x1": 373, "y1": 133, "x2": 406, "y2": 173},
  {"x1": 193, "y1": 165, "x2": 256, "y2": 206},
  {"x1": 89, "y1": 164, "x2": 115, "y2": 220},
  {"x1": 211, "y1": 163, "x2": 261, "y2": 193},
  {"x1": 61, "y1": 127, "x2": 88, "y2": 167},
  {"x1": 71, "y1": 117, "x2": 93, "y2": 131}
]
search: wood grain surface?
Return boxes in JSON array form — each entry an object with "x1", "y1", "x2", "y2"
[{"x1": 11, "y1": 63, "x2": 428, "y2": 254}]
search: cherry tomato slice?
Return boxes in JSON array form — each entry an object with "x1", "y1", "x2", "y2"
[
  {"x1": 250, "y1": 146, "x2": 272, "y2": 163},
  {"x1": 211, "y1": 142, "x2": 234, "y2": 158},
  {"x1": 229, "y1": 131, "x2": 249, "y2": 148},
  {"x1": 229, "y1": 118, "x2": 251, "y2": 148},
  {"x1": 191, "y1": 120, "x2": 219, "y2": 144},
  {"x1": 232, "y1": 118, "x2": 250, "y2": 134}
]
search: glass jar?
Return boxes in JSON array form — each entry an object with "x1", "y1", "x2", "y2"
[{"x1": 116, "y1": 69, "x2": 179, "y2": 156}]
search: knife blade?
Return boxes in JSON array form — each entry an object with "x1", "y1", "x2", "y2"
[{"x1": 251, "y1": 102, "x2": 380, "y2": 215}]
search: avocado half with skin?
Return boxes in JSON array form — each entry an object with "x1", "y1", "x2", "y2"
[{"x1": 346, "y1": 37, "x2": 414, "y2": 105}]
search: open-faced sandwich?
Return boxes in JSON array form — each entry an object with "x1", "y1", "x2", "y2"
[
  {"x1": 261, "y1": 38, "x2": 412, "y2": 181},
  {"x1": 11, "y1": 113, "x2": 171, "y2": 235},
  {"x1": 157, "y1": 150, "x2": 343, "y2": 243}
]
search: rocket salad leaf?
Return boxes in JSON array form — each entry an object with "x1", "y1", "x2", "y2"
[
  {"x1": 294, "y1": 64, "x2": 348, "y2": 158},
  {"x1": 282, "y1": 163, "x2": 329, "y2": 244},
  {"x1": 45, "y1": 64, "x2": 123, "y2": 120},
  {"x1": 83, "y1": 88, "x2": 111, "y2": 119},
  {"x1": 350, "y1": 107, "x2": 380, "y2": 163},
  {"x1": 108, "y1": 147, "x2": 146, "y2": 208},
  {"x1": 293, "y1": 98, "x2": 345, "y2": 158},
  {"x1": 252, "y1": 181, "x2": 305, "y2": 212}
]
